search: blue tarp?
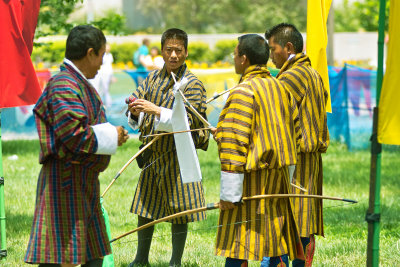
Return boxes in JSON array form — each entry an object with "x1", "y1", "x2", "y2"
[
  {"x1": 327, "y1": 64, "x2": 376, "y2": 149},
  {"x1": 1, "y1": 66, "x2": 377, "y2": 149}
]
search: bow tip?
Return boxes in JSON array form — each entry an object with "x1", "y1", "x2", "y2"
[{"x1": 343, "y1": 198, "x2": 358, "y2": 204}]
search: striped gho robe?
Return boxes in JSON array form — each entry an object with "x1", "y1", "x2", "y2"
[
  {"x1": 214, "y1": 65, "x2": 302, "y2": 261},
  {"x1": 129, "y1": 63, "x2": 209, "y2": 223},
  {"x1": 277, "y1": 53, "x2": 330, "y2": 237},
  {"x1": 25, "y1": 62, "x2": 111, "y2": 264}
]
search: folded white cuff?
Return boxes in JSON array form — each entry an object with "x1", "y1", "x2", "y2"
[
  {"x1": 220, "y1": 171, "x2": 244, "y2": 203},
  {"x1": 154, "y1": 107, "x2": 173, "y2": 132},
  {"x1": 91, "y1": 122, "x2": 118, "y2": 155}
]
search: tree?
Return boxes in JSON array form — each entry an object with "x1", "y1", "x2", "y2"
[
  {"x1": 36, "y1": 0, "x2": 83, "y2": 38},
  {"x1": 334, "y1": 0, "x2": 390, "y2": 32},
  {"x1": 334, "y1": 0, "x2": 361, "y2": 32},
  {"x1": 354, "y1": 0, "x2": 390, "y2": 31},
  {"x1": 36, "y1": 1, "x2": 128, "y2": 37},
  {"x1": 134, "y1": 0, "x2": 307, "y2": 33},
  {"x1": 91, "y1": 9, "x2": 128, "y2": 35}
]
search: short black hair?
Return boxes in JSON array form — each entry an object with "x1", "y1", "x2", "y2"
[
  {"x1": 265, "y1": 23, "x2": 304, "y2": 54},
  {"x1": 161, "y1": 28, "x2": 188, "y2": 51},
  {"x1": 237, "y1": 34, "x2": 269, "y2": 65},
  {"x1": 65, "y1": 25, "x2": 106, "y2": 60}
]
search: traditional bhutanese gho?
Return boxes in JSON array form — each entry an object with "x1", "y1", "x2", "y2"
[
  {"x1": 215, "y1": 65, "x2": 302, "y2": 261},
  {"x1": 277, "y1": 53, "x2": 330, "y2": 238},
  {"x1": 25, "y1": 61, "x2": 112, "y2": 264},
  {"x1": 128, "y1": 63, "x2": 209, "y2": 223}
]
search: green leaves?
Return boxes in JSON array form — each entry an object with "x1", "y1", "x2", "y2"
[
  {"x1": 335, "y1": 0, "x2": 390, "y2": 32},
  {"x1": 134, "y1": 0, "x2": 307, "y2": 33},
  {"x1": 36, "y1": 0, "x2": 82, "y2": 38}
]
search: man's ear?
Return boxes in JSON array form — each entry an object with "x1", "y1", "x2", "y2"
[
  {"x1": 87, "y1": 47, "x2": 95, "y2": 58},
  {"x1": 285, "y1": 42, "x2": 296, "y2": 54},
  {"x1": 242, "y1": 54, "x2": 248, "y2": 65}
]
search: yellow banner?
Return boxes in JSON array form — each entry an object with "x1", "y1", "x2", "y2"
[
  {"x1": 378, "y1": 0, "x2": 400, "y2": 145},
  {"x1": 306, "y1": 0, "x2": 332, "y2": 112}
]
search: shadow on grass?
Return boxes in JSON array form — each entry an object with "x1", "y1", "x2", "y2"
[
  {"x1": 118, "y1": 262, "x2": 202, "y2": 267},
  {"x1": 323, "y1": 200, "x2": 400, "y2": 235},
  {"x1": 2, "y1": 139, "x2": 39, "y2": 155},
  {"x1": 5, "y1": 209, "x2": 34, "y2": 238}
]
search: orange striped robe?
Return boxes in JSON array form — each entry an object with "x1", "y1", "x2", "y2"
[
  {"x1": 277, "y1": 53, "x2": 330, "y2": 237},
  {"x1": 214, "y1": 65, "x2": 301, "y2": 261}
]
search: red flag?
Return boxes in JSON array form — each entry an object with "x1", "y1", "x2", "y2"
[{"x1": 0, "y1": 0, "x2": 42, "y2": 108}]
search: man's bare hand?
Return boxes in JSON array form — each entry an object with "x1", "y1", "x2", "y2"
[
  {"x1": 219, "y1": 199, "x2": 236, "y2": 210},
  {"x1": 210, "y1": 127, "x2": 218, "y2": 141},
  {"x1": 129, "y1": 99, "x2": 161, "y2": 117},
  {"x1": 116, "y1": 126, "x2": 129, "y2": 146},
  {"x1": 210, "y1": 127, "x2": 217, "y2": 136},
  {"x1": 127, "y1": 101, "x2": 140, "y2": 117}
]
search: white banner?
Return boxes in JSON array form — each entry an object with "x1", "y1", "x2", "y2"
[{"x1": 171, "y1": 77, "x2": 202, "y2": 183}]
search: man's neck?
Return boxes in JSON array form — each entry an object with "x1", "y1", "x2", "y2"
[{"x1": 70, "y1": 59, "x2": 89, "y2": 79}]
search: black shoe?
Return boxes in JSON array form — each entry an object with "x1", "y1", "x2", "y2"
[{"x1": 128, "y1": 261, "x2": 151, "y2": 267}]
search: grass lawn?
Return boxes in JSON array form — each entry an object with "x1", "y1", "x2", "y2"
[{"x1": 1, "y1": 138, "x2": 399, "y2": 266}]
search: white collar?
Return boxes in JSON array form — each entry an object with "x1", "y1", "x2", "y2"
[
  {"x1": 63, "y1": 58, "x2": 89, "y2": 82},
  {"x1": 287, "y1": 54, "x2": 295, "y2": 61}
]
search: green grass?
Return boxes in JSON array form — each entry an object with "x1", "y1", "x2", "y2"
[{"x1": 1, "y1": 140, "x2": 400, "y2": 266}]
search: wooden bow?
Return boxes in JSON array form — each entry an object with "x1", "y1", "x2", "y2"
[
  {"x1": 110, "y1": 193, "x2": 357, "y2": 243},
  {"x1": 101, "y1": 136, "x2": 160, "y2": 198},
  {"x1": 143, "y1": 127, "x2": 213, "y2": 138}
]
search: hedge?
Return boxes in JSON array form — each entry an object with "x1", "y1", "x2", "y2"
[{"x1": 31, "y1": 39, "x2": 238, "y2": 66}]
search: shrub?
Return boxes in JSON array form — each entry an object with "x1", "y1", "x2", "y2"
[
  {"x1": 32, "y1": 40, "x2": 66, "y2": 64},
  {"x1": 213, "y1": 39, "x2": 237, "y2": 62},
  {"x1": 110, "y1": 42, "x2": 139, "y2": 64},
  {"x1": 92, "y1": 9, "x2": 129, "y2": 35},
  {"x1": 187, "y1": 41, "x2": 211, "y2": 63}
]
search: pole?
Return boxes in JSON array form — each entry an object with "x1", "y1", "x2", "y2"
[
  {"x1": 86, "y1": 0, "x2": 94, "y2": 23},
  {"x1": 327, "y1": 0, "x2": 335, "y2": 66},
  {"x1": 366, "y1": 0, "x2": 385, "y2": 266},
  {"x1": 0, "y1": 110, "x2": 7, "y2": 259},
  {"x1": 343, "y1": 64, "x2": 351, "y2": 149}
]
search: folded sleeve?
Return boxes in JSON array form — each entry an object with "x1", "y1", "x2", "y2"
[
  {"x1": 220, "y1": 171, "x2": 244, "y2": 202},
  {"x1": 154, "y1": 107, "x2": 173, "y2": 132},
  {"x1": 91, "y1": 122, "x2": 118, "y2": 155}
]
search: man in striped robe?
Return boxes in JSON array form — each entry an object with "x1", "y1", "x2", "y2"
[
  {"x1": 25, "y1": 25, "x2": 129, "y2": 267},
  {"x1": 265, "y1": 23, "x2": 330, "y2": 267},
  {"x1": 213, "y1": 34, "x2": 302, "y2": 267},
  {"x1": 126, "y1": 28, "x2": 209, "y2": 267}
]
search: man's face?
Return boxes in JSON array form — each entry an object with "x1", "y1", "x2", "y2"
[
  {"x1": 87, "y1": 44, "x2": 106, "y2": 79},
  {"x1": 233, "y1": 45, "x2": 244, "y2": 75},
  {"x1": 161, "y1": 38, "x2": 188, "y2": 73},
  {"x1": 268, "y1": 36, "x2": 289, "y2": 69}
]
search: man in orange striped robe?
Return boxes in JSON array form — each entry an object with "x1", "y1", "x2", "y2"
[
  {"x1": 265, "y1": 23, "x2": 330, "y2": 267},
  {"x1": 213, "y1": 34, "x2": 302, "y2": 267}
]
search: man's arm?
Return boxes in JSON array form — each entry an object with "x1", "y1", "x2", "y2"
[
  {"x1": 47, "y1": 81, "x2": 128, "y2": 155},
  {"x1": 215, "y1": 87, "x2": 254, "y2": 210}
]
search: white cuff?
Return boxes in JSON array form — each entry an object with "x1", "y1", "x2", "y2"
[
  {"x1": 154, "y1": 107, "x2": 173, "y2": 132},
  {"x1": 128, "y1": 112, "x2": 144, "y2": 130},
  {"x1": 91, "y1": 122, "x2": 118, "y2": 155},
  {"x1": 220, "y1": 171, "x2": 244, "y2": 203}
]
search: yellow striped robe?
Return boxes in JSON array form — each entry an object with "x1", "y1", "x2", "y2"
[
  {"x1": 277, "y1": 53, "x2": 330, "y2": 237},
  {"x1": 214, "y1": 65, "x2": 302, "y2": 261},
  {"x1": 130, "y1": 64, "x2": 209, "y2": 223}
]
